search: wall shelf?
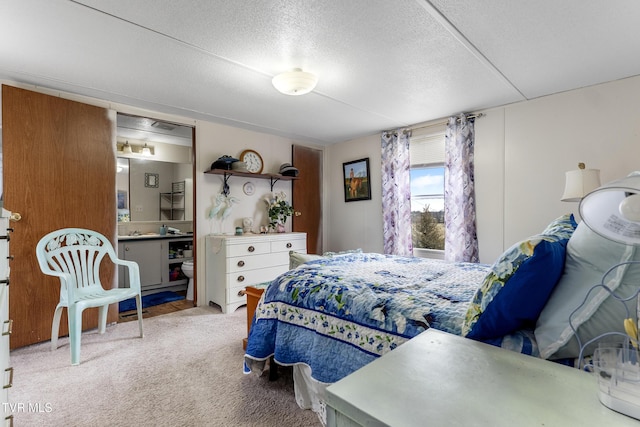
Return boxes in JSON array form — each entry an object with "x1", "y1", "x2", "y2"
[
  {"x1": 159, "y1": 181, "x2": 185, "y2": 220},
  {"x1": 204, "y1": 168, "x2": 298, "y2": 196}
]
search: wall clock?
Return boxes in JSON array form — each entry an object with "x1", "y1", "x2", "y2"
[
  {"x1": 243, "y1": 181, "x2": 255, "y2": 196},
  {"x1": 240, "y1": 149, "x2": 264, "y2": 174}
]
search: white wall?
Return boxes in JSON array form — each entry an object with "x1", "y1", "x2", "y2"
[
  {"x1": 326, "y1": 134, "x2": 384, "y2": 253},
  {"x1": 327, "y1": 75, "x2": 640, "y2": 264},
  {"x1": 480, "y1": 75, "x2": 640, "y2": 262},
  {"x1": 193, "y1": 120, "x2": 316, "y2": 303},
  {"x1": 0, "y1": 80, "x2": 321, "y2": 308},
  {"x1": 6, "y1": 73, "x2": 640, "y2": 301}
]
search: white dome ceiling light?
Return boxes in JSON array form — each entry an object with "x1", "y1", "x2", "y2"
[{"x1": 272, "y1": 68, "x2": 318, "y2": 96}]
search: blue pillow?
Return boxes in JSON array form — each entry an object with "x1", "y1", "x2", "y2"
[{"x1": 462, "y1": 214, "x2": 577, "y2": 340}]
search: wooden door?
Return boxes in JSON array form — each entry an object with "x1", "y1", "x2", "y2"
[
  {"x1": 2, "y1": 85, "x2": 116, "y2": 349},
  {"x1": 292, "y1": 145, "x2": 323, "y2": 254}
]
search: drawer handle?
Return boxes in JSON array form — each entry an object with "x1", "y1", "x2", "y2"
[
  {"x1": 286, "y1": 243, "x2": 292, "y2": 248},
  {"x1": 237, "y1": 275, "x2": 245, "y2": 282},
  {"x1": 2, "y1": 319, "x2": 12, "y2": 336},
  {"x1": 3, "y1": 367, "x2": 13, "y2": 389},
  {"x1": 238, "y1": 290, "x2": 245, "y2": 297},
  {"x1": 0, "y1": 279, "x2": 8, "y2": 286},
  {"x1": 237, "y1": 260, "x2": 245, "y2": 267},
  {"x1": 247, "y1": 246, "x2": 255, "y2": 253}
]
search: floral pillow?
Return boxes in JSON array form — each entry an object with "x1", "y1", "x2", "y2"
[{"x1": 461, "y1": 214, "x2": 577, "y2": 340}]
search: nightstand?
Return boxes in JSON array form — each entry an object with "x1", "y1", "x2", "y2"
[
  {"x1": 241, "y1": 283, "x2": 269, "y2": 349},
  {"x1": 326, "y1": 329, "x2": 640, "y2": 426}
]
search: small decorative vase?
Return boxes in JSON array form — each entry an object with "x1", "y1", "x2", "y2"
[{"x1": 276, "y1": 224, "x2": 286, "y2": 233}]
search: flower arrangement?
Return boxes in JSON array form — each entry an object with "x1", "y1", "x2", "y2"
[{"x1": 264, "y1": 191, "x2": 294, "y2": 231}]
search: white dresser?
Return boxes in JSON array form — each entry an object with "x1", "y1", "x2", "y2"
[
  {"x1": 0, "y1": 210, "x2": 13, "y2": 425},
  {"x1": 205, "y1": 232, "x2": 306, "y2": 313}
]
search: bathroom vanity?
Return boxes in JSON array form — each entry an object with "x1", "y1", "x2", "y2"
[{"x1": 118, "y1": 234, "x2": 193, "y2": 295}]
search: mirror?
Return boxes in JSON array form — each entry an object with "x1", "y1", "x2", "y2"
[
  {"x1": 145, "y1": 173, "x2": 159, "y2": 188},
  {"x1": 116, "y1": 114, "x2": 194, "y2": 223}
]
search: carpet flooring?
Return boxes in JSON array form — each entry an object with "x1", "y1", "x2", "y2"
[{"x1": 8, "y1": 305, "x2": 322, "y2": 426}]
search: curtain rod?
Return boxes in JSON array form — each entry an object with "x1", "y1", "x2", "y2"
[{"x1": 384, "y1": 113, "x2": 485, "y2": 135}]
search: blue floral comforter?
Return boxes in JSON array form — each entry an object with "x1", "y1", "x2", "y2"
[{"x1": 243, "y1": 253, "x2": 537, "y2": 383}]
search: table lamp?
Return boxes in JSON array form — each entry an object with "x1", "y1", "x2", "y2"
[{"x1": 561, "y1": 162, "x2": 601, "y2": 202}]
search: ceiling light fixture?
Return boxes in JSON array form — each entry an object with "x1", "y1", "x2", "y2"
[{"x1": 272, "y1": 68, "x2": 318, "y2": 96}]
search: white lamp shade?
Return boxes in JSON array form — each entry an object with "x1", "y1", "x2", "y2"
[
  {"x1": 561, "y1": 168, "x2": 601, "y2": 202},
  {"x1": 272, "y1": 69, "x2": 318, "y2": 96},
  {"x1": 579, "y1": 172, "x2": 640, "y2": 245}
]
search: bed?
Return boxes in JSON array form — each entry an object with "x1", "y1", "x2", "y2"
[{"x1": 243, "y1": 213, "x2": 640, "y2": 420}]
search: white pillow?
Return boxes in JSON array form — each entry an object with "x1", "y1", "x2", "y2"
[
  {"x1": 289, "y1": 251, "x2": 324, "y2": 270},
  {"x1": 534, "y1": 222, "x2": 640, "y2": 359}
]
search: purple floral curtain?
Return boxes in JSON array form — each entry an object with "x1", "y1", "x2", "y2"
[
  {"x1": 381, "y1": 130, "x2": 413, "y2": 256},
  {"x1": 444, "y1": 114, "x2": 479, "y2": 263}
]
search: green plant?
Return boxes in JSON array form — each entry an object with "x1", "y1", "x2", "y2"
[
  {"x1": 411, "y1": 205, "x2": 445, "y2": 250},
  {"x1": 265, "y1": 191, "x2": 294, "y2": 229}
]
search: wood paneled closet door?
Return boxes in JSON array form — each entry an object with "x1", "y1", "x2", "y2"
[
  {"x1": 292, "y1": 145, "x2": 322, "y2": 254},
  {"x1": 2, "y1": 85, "x2": 117, "y2": 349}
]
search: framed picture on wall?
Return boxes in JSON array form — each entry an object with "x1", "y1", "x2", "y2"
[{"x1": 343, "y1": 158, "x2": 371, "y2": 202}]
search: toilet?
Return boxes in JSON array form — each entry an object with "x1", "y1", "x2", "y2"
[{"x1": 181, "y1": 260, "x2": 194, "y2": 301}]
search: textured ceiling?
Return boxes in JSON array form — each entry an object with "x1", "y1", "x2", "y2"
[{"x1": 1, "y1": 0, "x2": 639, "y2": 145}]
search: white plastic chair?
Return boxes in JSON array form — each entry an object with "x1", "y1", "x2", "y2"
[{"x1": 36, "y1": 228, "x2": 143, "y2": 365}]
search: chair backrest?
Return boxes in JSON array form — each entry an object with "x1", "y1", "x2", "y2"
[{"x1": 36, "y1": 228, "x2": 116, "y2": 303}]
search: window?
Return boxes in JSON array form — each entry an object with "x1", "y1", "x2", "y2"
[{"x1": 410, "y1": 132, "x2": 445, "y2": 254}]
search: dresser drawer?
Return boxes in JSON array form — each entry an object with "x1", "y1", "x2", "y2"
[
  {"x1": 228, "y1": 283, "x2": 247, "y2": 305},
  {"x1": 225, "y1": 265, "x2": 289, "y2": 289},
  {"x1": 227, "y1": 241, "x2": 271, "y2": 257},
  {"x1": 271, "y1": 238, "x2": 306, "y2": 253},
  {"x1": 227, "y1": 268, "x2": 289, "y2": 306},
  {"x1": 227, "y1": 253, "x2": 285, "y2": 273},
  {"x1": 0, "y1": 235, "x2": 8, "y2": 276}
]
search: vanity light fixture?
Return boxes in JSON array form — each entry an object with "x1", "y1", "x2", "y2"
[
  {"x1": 272, "y1": 68, "x2": 318, "y2": 96},
  {"x1": 123, "y1": 141, "x2": 133, "y2": 154},
  {"x1": 141, "y1": 143, "x2": 152, "y2": 156}
]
